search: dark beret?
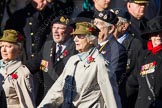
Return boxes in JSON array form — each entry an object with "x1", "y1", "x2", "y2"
[
  {"x1": 94, "y1": 9, "x2": 119, "y2": 25},
  {"x1": 51, "y1": 15, "x2": 72, "y2": 26},
  {"x1": 111, "y1": 8, "x2": 130, "y2": 21}
]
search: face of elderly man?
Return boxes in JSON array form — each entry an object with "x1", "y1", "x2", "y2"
[
  {"x1": 93, "y1": 0, "x2": 111, "y2": 11},
  {"x1": 127, "y1": 2, "x2": 147, "y2": 20},
  {"x1": 32, "y1": 0, "x2": 48, "y2": 11},
  {"x1": 52, "y1": 23, "x2": 72, "y2": 44},
  {"x1": 94, "y1": 18, "x2": 114, "y2": 42}
]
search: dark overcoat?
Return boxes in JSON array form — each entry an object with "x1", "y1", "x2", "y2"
[
  {"x1": 40, "y1": 37, "x2": 78, "y2": 96},
  {"x1": 5, "y1": 3, "x2": 52, "y2": 60},
  {"x1": 99, "y1": 35, "x2": 127, "y2": 108},
  {"x1": 122, "y1": 33, "x2": 143, "y2": 77},
  {"x1": 127, "y1": 50, "x2": 162, "y2": 108},
  {"x1": 129, "y1": 16, "x2": 148, "y2": 49}
]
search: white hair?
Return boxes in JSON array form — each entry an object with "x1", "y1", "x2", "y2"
[{"x1": 85, "y1": 34, "x2": 98, "y2": 46}]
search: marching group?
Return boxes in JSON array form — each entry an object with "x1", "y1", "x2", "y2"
[{"x1": 0, "y1": 0, "x2": 162, "y2": 108}]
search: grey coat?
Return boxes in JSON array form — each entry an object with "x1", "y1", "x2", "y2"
[{"x1": 38, "y1": 48, "x2": 119, "y2": 108}]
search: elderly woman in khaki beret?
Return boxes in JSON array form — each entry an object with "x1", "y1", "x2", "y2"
[
  {"x1": 0, "y1": 29, "x2": 35, "y2": 108},
  {"x1": 38, "y1": 22, "x2": 118, "y2": 108}
]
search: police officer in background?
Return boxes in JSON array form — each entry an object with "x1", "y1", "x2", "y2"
[{"x1": 125, "y1": 0, "x2": 149, "y2": 49}]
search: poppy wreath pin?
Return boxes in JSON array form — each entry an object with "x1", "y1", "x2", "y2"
[
  {"x1": 87, "y1": 55, "x2": 95, "y2": 64},
  {"x1": 88, "y1": 27, "x2": 94, "y2": 32},
  {"x1": 17, "y1": 34, "x2": 23, "y2": 42},
  {"x1": 10, "y1": 72, "x2": 18, "y2": 79}
]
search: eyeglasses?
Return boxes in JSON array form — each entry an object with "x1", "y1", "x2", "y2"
[{"x1": 73, "y1": 35, "x2": 86, "y2": 39}]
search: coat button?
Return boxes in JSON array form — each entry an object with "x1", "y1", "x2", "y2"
[
  {"x1": 148, "y1": 96, "x2": 152, "y2": 100},
  {"x1": 30, "y1": 32, "x2": 34, "y2": 36},
  {"x1": 27, "y1": 12, "x2": 31, "y2": 16},
  {"x1": 32, "y1": 44, "x2": 35, "y2": 47},
  {"x1": 31, "y1": 54, "x2": 34, "y2": 57},
  {"x1": 29, "y1": 22, "x2": 32, "y2": 25},
  {"x1": 151, "y1": 75, "x2": 154, "y2": 79},
  {"x1": 139, "y1": 85, "x2": 141, "y2": 88},
  {"x1": 137, "y1": 96, "x2": 141, "y2": 99}
]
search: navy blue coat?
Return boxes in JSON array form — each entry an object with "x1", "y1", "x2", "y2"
[
  {"x1": 145, "y1": 0, "x2": 162, "y2": 19},
  {"x1": 99, "y1": 35, "x2": 127, "y2": 108}
]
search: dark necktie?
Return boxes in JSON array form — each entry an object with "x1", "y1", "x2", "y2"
[{"x1": 56, "y1": 45, "x2": 62, "y2": 58}]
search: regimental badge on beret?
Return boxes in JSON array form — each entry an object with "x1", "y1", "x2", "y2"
[
  {"x1": 103, "y1": 15, "x2": 107, "y2": 20},
  {"x1": 114, "y1": 9, "x2": 119, "y2": 15},
  {"x1": 60, "y1": 16, "x2": 69, "y2": 24},
  {"x1": 94, "y1": 10, "x2": 119, "y2": 25},
  {"x1": 4, "y1": 32, "x2": 8, "y2": 37},
  {"x1": 51, "y1": 15, "x2": 71, "y2": 26},
  {"x1": 99, "y1": 12, "x2": 104, "y2": 17}
]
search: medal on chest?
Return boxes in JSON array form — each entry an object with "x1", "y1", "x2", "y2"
[
  {"x1": 140, "y1": 61, "x2": 156, "y2": 76},
  {"x1": 40, "y1": 60, "x2": 49, "y2": 72}
]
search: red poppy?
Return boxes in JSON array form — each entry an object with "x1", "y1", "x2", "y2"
[
  {"x1": 63, "y1": 50, "x2": 68, "y2": 57},
  {"x1": 88, "y1": 27, "x2": 94, "y2": 32},
  {"x1": 153, "y1": 61, "x2": 156, "y2": 66},
  {"x1": 11, "y1": 73, "x2": 18, "y2": 79},
  {"x1": 87, "y1": 55, "x2": 94, "y2": 63},
  {"x1": 17, "y1": 34, "x2": 23, "y2": 42}
]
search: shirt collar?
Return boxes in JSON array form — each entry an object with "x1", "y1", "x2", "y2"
[{"x1": 117, "y1": 33, "x2": 128, "y2": 44}]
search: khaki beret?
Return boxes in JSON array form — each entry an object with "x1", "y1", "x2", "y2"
[
  {"x1": 0, "y1": 29, "x2": 24, "y2": 43},
  {"x1": 71, "y1": 22, "x2": 100, "y2": 37}
]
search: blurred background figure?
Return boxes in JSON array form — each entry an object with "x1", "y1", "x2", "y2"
[
  {"x1": 0, "y1": 0, "x2": 6, "y2": 34},
  {"x1": 1, "y1": 0, "x2": 29, "y2": 32},
  {"x1": 145, "y1": 0, "x2": 162, "y2": 19},
  {"x1": 0, "y1": 29, "x2": 35, "y2": 108},
  {"x1": 125, "y1": 0, "x2": 149, "y2": 49}
]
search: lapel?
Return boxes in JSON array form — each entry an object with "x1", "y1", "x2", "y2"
[
  {"x1": 53, "y1": 39, "x2": 75, "y2": 65},
  {"x1": 1, "y1": 61, "x2": 21, "y2": 82},
  {"x1": 122, "y1": 34, "x2": 134, "y2": 50}
]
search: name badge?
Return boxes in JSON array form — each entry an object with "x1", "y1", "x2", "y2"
[
  {"x1": 40, "y1": 60, "x2": 48, "y2": 72},
  {"x1": 140, "y1": 61, "x2": 156, "y2": 76}
]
